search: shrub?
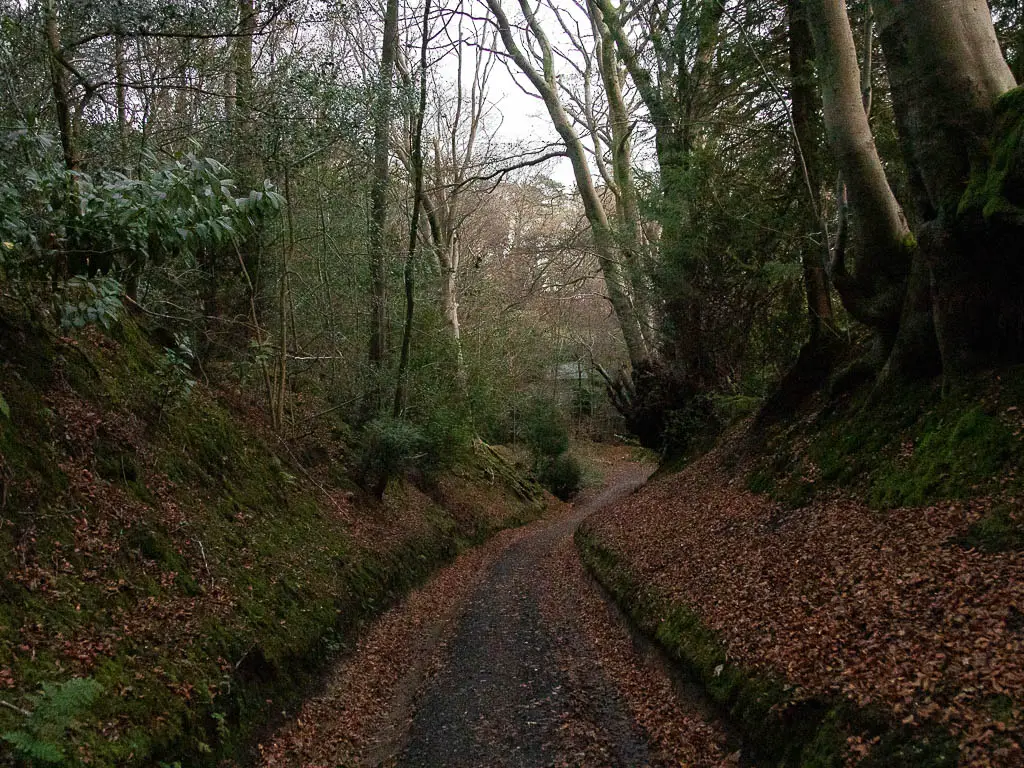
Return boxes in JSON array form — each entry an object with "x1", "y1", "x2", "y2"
[
  {"x1": 356, "y1": 417, "x2": 425, "y2": 499},
  {"x1": 418, "y1": 407, "x2": 474, "y2": 475},
  {"x1": 538, "y1": 452, "x2": 583, "y2": 501},
  {"x1": 523, "y1": 397, "x2": 570, "y2": 459}
]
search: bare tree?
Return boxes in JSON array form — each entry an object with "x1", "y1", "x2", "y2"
[{"x1": 483, "y1": 0, "x2": 652, "y2": 370}]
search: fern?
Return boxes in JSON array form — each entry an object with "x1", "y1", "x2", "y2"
[
  {"x1": 2, "y1": 678, "x2": 102, "y2": 766},
  {"x1": 1, "y1": 730, "x2": 64, "y2": 764}
]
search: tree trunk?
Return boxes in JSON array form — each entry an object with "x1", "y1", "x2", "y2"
[
  {"x1": 393, "y1": 0, "x2": 431, "y2": 417},
  {"x1": 805, "y1": 0, "x2": 912, "y2": 348},
  {"x1": 115, "y1": 34, "x2": 127, "y2": 159},
  {"x1": 788, "y1": 0, "x2": 835, "y2": 344},
  {"x1": 367, "y1": 0, "x2": 400, "y2": 394},
  {"x1": 232, "y1": 0, "x2": 259, "y2": 183},
  {"x1": 43, "y1": 0, "x2": 75, "y2": 172},
  {"x1": 486, "y1": 0, "x2": 651, "y2": 370},
  {"x1": 591, "y1": 2, "x2": 656, "y2": 349},
  {"x1": 876, "y1": 0, "x2": 1014, "y2": 216},
  {"x1": 876, "y1": 0, "x2": 1020, "y2": 373}
]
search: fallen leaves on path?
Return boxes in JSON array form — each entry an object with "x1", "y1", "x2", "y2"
[
  {"x1": 255, "y1": 519, "x2": 547, "y2": 767},
  {"x1": 539, "y1": 530, "x2": 733, "y2": 767}
]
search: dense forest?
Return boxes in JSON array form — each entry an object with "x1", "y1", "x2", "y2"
[
  {"x1": 4, "y1": 0, "x2": 1024, "y2": 449},
  {"x1": 2, "y1": 0, "x2": 1024, "y2": 766}
]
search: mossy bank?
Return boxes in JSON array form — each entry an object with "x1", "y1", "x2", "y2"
[
  {"x1": 0, "y1": 305, "x2": 547, "y2": 767},
  {"x1": 576, "y1": 532, "x2": 959, "y2": 767}
]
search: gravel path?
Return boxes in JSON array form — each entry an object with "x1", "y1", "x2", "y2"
[{"x1": 258, "y1": 449, "x2": 738, "y2": 768}]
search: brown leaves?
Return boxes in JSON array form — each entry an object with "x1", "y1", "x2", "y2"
[{"x1": 588, "y1": 449, "x2": 1024, "y2": 767}]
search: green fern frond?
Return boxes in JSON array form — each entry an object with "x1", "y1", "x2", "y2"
[
  {"x1": 1, "y1": 730, "x2": 64, "y2": 764},
  {"x1": 31, "y1": 678, "x2": 102, "y2": 726}
]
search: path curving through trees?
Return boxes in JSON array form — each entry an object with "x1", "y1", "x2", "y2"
[{"x1": 257, "y1": 447, "x2": 744, "y2": 767}]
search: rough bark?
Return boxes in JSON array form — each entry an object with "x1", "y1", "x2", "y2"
[{"x1": 876, "y1": 0, "x2": 1020, "y2": 373}]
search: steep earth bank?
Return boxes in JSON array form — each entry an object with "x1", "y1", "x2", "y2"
[
  {"x1": 580, "y1": 376, "x2": 1024, "y2": 767},
  {"x1": 0, "y1": 309, "x2": 546, "y2": 767}
]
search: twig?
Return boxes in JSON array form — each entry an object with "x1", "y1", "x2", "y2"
[
  {"x1": 195, "y1": 539, "x2": 212, "y2": 584},
  {"x1": 0, "y1": 699, "x2": 31, "y2": 717}
]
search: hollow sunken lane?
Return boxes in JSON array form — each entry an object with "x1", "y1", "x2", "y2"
[{"x1": 258, "y1": 447, "x2": 738, "y2": 768}]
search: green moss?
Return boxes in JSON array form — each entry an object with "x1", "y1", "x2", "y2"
[
  {"x1": 749, "y1": 367, "x2": 1024, "y2": 512},
  {"x1": 869, "y1": 406, "x2": 1014, "y2": 508},
  {"x1": 982, "y1": 693, "x2": 1018, "y2": 732},
  {"x1": 959, "y1": 86, "x2": 1024, "y2": 222},
  {"x1": 961, "y1": 504, "x2": 1024, "y2": 552},
  {"x1": 576, "y1": 531, "x2": 959, "y2": 768}
]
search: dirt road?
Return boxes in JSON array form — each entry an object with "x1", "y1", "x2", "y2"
[{"x1": 258, "y1": 448, "x2": 738, "y2": 767}]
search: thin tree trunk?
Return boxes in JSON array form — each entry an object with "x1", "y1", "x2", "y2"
[
  {"x1": 393, "y1": 0, "x2": 431, "y2": 417},
  {"x1": 367, "y1": 0, "x2": 400, "y2": 405},
  {"x1": 43, "y1": 0, "x2": 75, "y2": 171},
  {"x1": 232, "y1": 0, "x2": 258, "y2": 183},
  {"x1": 788, "y1": 0, "x2": 835, "y2": 343},
  {"x1": 275, "y1": 167, "x2": 294, "y2": 432},
  {"x1": 594, "y1": 0, "x2": 723, "y2": 387},
  {"x1": 115, "y1": 34, "x2": 127, "y2": 158},
  {"x1": 486, "y1": 0, "x2": 650, "y2": 370},
  {"x1": 590, "y1": 0, "x2": 656, "y2": 350}
]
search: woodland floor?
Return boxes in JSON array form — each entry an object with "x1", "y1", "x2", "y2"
[
  {"x1": 585, "y1": 445, "x2": 1024, "y2": 767},
  {"x1": 255, "y1": 445, "x2": 742, "y2": 768}
]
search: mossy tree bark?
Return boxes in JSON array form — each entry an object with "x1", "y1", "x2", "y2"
[{"x1": 875, "y1": 0, "x2": 1021, "y2": 375}]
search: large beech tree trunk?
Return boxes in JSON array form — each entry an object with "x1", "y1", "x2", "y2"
[{"x1": 875, "y1": 0, "x2": 1021, "y2": 374}]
